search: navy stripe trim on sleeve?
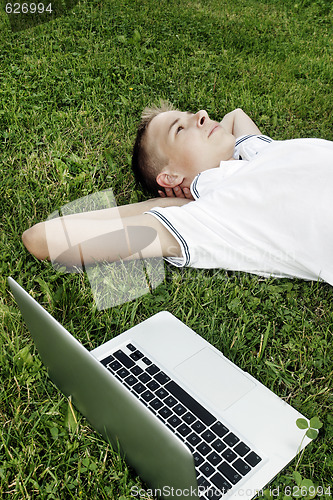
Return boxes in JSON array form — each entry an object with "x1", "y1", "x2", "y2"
[
  {"x1": 235, "y1": 134, "x2": 273, "y2": 147},
  {"x1": 149, "y1": 210, "x2": 191, "y2": 267},
  {"x1": 191, "y1": 173, "x2": 201, "y2": 199},
  {"x1": 235, "y1": 135, "x2": 255, "y2": 147},
  {"x1": 257, "y1": 135, "x2": 273, "y2": 143}
]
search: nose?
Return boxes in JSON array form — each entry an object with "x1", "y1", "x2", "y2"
[{"x1": 195, "y1": 110, "x2": 209, "y2": 127}]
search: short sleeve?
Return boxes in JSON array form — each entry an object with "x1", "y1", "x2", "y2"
[{"x1": 233, "y1": 134, "x2": 274, "y2": 161}]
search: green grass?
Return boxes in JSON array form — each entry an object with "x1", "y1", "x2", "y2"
[{"x1": 1, "y1": 0, "x2": 332, "y2": 498}]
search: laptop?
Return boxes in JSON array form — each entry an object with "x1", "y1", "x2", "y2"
[{"x1": 8, "y1": 277, "x2": 312, "y2": 500}]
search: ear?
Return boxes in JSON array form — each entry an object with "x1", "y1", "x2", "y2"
[{"x1": 156, "y1": 172, "x2": 184, "y2": 189}]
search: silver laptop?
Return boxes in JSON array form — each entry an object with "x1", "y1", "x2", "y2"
[{"x1": 8, "y1": 277, "x2": 312, "y2": 500}]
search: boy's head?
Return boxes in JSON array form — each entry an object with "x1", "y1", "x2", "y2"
[
  {"x1": 132, "y1": 102, "x2": 236, "y2": 196},
  {"x1": 131, "y1": 101, "x2": 175, "y2": 196}
]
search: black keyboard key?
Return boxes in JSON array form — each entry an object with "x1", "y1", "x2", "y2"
[
  {"x1": 113, "y1": 350, "x2": 135, "y2": 369},
  {"x1": 150, "y1": 398, "x2": 163, "y2": 411},
  {"x1": 197, "y1": 442, "x2": 212, "y2": 456},
  {"x1": 233, "y1": 458, "x2": 251, "y2": 476},
  {"x1": 126, "y1": 343, "x2": 136, "y2": 352},
  {"x1": 142, "y1": 357, "x2": 152, "y2": 365},
  {"x1": 204, "y1": 488, "x2": 223, "y2": 500},
  {"x1": 212, "y1": 439, "x2": 227, "y2": 453},
  {"x1": 146, "y1": 364, "x2": 159, "y2": 375},
  {"x1": 174, "y1": 404, "x2": 186, "y2": 416},
  {"x1": 234, "y1": 442, "x2": 250, "y2": 457},
  {"x1": 201, "y1": 429, "x2": 215, "y2": 443},
  {"x1": 182, "y1": 412, "x2": 196, "y2": 425},
  {"x1": 139, "y1": 372, "x2": 152, "y2": 384},
  {"x1": 193, "y1": 453, "x2": 204, "y2": 467},
  {"x1": 198, "y1": 476, "x2": 223, "y2": 500},
  {"x1": 117, "y1": 368, "x2": 130, "y2": 379},
  {"x1": 168, "y1": 415, "x2": 182, "y2": 428},
  {"x1": 141, "y1": 390, "x2": 155, "y2": 402},
  {"x1": 124, "y1": 375, "x2": 138, "y2": 386},
  {"x1": 158, "y1": 406, "x2": 172, "y2": 419},
  {"x1": 165, "y1": 381, "x2": 216, "y2": 426},
  {"x1": 147, "y1": 380, "x2": 160, "y2": 391},
  {"x1": 131, "y1": 365, "x2": 143, "y2": 376},
  {"x1": 245, "y1": 452, "x2": 262, "y2": 467},
  {"x1": 222, "y1": 449, "x2": 237, "y2": 462},
  {"x1": 109, "y1": 360, "x2": 122, "y2": 371},
  {"x1": 211, "y1": 422, "x2": 229, "y2": 438},
  {"x1": 164, "y1": 396, "x2": 177, "y2": 408},
  {"x1": 191, "y1": 420, "x2": 206, "y2": 434},
  {"x1": 187, "y1": 433, "x2": 201, "y2": 447},
  {"x1": 178, "y1": 424, "x2": 191, "y2": 437},
  {"x1": 197, "y1": 475, "x2": 209, "y2": 487},
  {"x1": 154, "y1": 371, "x2": 171, "y2": 384},
  {"x1": 199, "y1": 462, "x2": 215, "y2": 478},
  {"x1": 223, "y1": 432, "x2": 240, "y2": 447},
  {"x1": 211, "y1": 473, "x2": 232, "y2": 494},
  {"x1": 130, "y1": 352, "x2": 142, "y2": 361},
  {"x1": 207, "y1": 451, "x2": 222, "y2": 466},
  {"x1": 218, "y1": 462, "x2": 242, "y2": 485},
  {"x1": 100, "y1": 355, "x2": 114, "y2": 366},
  {"x1": 130, "y1": 352, "x2": 144, "y2": 362},
  {"x1": 155, "y1": 388, "x2": 168, "y2": 399},
  {"x1": 133, "y1": 382, "x2": 145, "y2": 394}
]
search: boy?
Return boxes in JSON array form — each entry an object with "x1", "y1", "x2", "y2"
[
  {"x1": 131, "y1": 104, "x2": 262, "y2": 198},
  {"x1": 22, "y1": 106, "x2": 333, "y2": 286}
]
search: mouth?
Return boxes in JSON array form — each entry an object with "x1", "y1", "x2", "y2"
[{"x1": 208, "y1": 124, "x2": 220, "y2": 137}]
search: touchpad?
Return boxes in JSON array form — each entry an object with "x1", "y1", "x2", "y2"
[{"x1": 174, "y1": 347, "x2": 256, "y2": 411}]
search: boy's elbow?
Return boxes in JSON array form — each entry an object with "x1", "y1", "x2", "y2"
[{"x1": 22, "y1": 223, "x2": 49, "y2": 260}]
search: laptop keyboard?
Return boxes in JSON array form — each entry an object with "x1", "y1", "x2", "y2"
[{"x1": 100, "y1": 343, "x2": 262, "y2": 499}]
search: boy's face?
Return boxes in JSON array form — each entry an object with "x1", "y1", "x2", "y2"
[{"x1": 145, "y1": 110, "x2": 236, "y2": 188}]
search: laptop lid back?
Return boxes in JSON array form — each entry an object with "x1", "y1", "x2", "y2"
[{"x1": 8, "y1": 277, "x2": 198, "y2": 499}]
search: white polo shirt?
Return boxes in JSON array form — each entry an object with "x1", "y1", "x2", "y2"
[{"x1": 147, "y1": 135, "x2": 333, "y2": 285}]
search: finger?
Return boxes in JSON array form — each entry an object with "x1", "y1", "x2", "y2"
[
  {"x1": 183, "y1": 188, "x2": 194, "y2": 200},
  {"x1": 173, "y1": 186, "x2": 185, "y2": 198},
  {"x1": 165, "y1": 187, "x2": 175, "y2": 197},
  {"x1": 158, "y1": 190, "x2": 166, "y2": 198}
]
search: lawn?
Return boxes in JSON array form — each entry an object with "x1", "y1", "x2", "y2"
[{"x1": 0, "y1": 0, "x2": 332, "y2": 498}]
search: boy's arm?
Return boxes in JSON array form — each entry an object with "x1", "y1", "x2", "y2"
[
  {"x1": 45, "y1": 196, "x2": 190, "y2": 221},
  {"x1": 22, "y1": 198, "x2": 188, "y2": 266},
  {"x1": 220, "y1": 108, "x2": 262, "y2": 137}
]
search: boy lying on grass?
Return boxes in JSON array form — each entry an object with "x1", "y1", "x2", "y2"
[{"x1": 23, "y1": 105, "x2": 333, "y2": 286}]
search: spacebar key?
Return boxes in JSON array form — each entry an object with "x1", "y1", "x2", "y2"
[{"x1": 165, "y1": 381, "x2": 216, "y2": 426}]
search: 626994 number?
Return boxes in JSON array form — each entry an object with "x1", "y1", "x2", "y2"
[
  {"x1": 284, "y1": 485, "x2": 331, "y2": 497},
  {"x1": 5, "y1": 3, "x2": 53, "y2": 14}
]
